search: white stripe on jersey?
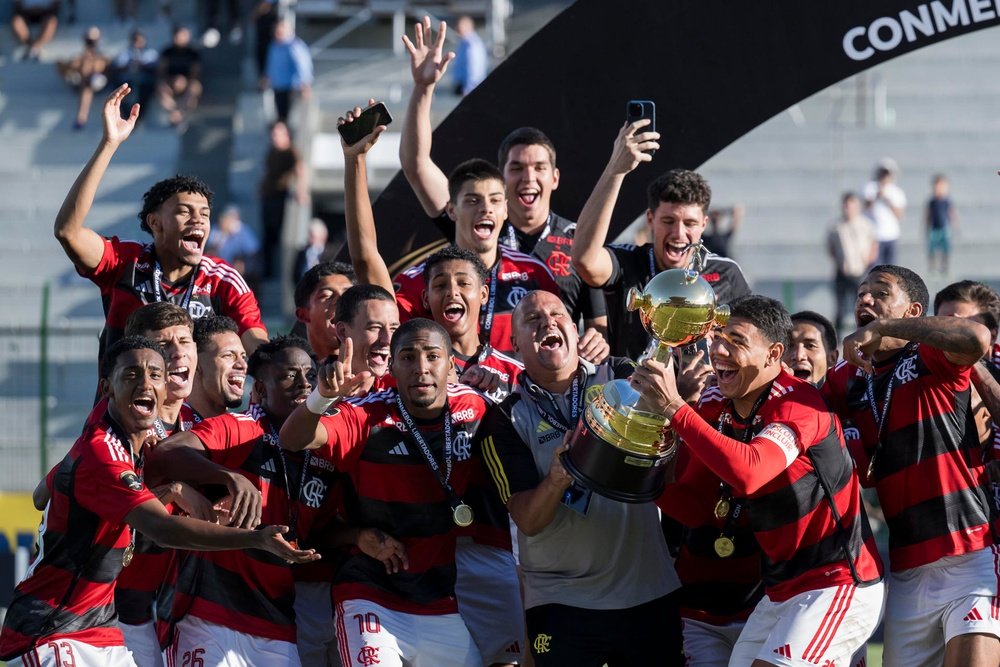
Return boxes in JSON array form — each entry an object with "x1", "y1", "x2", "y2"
[
  {"x1": 499, "y1": 246, "x2": 554, "y2": 273},
  {"x1": 201, "y1": 257, "x2": 252, "y2": 294},
  {"x1": 488, "y1": 349, "x2": 524, "y2": 369},
  {"x1": 400, "y1": 261, "x2": 427, "y2": 279},
  {"x1": 105, "y1": 430, "x2": 129, "y2": 463},
  {"x1": 698, "y1": 386, "x2": 725, "y2": 405}
]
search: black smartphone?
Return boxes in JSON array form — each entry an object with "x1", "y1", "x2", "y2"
[
  {"x1": 338, "y1": 101, "x2": 393, "y2": 146},
  {"x1": 626, "y1": 99, "x2": 656, "y2": 154},
  {"x1": 679, "y1": 338, "x2": 712, "y2": 369}
]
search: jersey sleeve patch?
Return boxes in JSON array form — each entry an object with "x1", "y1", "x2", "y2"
[
  {"x1": 119, "y1": 471, "x2": 144, "y2": 492},
  {"x1": 757, "y1": 423, "x2": 800, "y2": 469}
]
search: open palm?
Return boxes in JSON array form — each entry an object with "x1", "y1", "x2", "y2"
[
  {"x1": 402, "y1": 17, "x2": 455, "y2": 87},
  {"x1": 102, "y1": 84, "x2": 140, "y2": 147}
]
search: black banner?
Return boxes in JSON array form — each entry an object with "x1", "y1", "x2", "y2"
[{"x1": 369, "y1": 0, "x2": 1000, "y2": 271}]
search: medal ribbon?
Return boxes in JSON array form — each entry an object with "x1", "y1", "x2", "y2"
[
  {"x1": 268, "y1": 422, "x2": 312, "y2": 538},
  {"x1": 479, "y1": 260, "x2": 501, "y2": 349},
  {"x1": 150, "y1": 248, "x2": 200, "y2": 312},
  {"x1": 863, "y1": 343, "x2": 916, "y2": 480},
  {"x1": 394, "y1": 395, "x2": 464, "y2": 508}
]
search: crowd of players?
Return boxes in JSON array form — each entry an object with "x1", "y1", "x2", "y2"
[{"x1": 1, "y1": 17, "x2": 1000, "y2": 667}]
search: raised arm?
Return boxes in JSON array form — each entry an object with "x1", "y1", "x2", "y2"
[
  {"x1": 54, "y1": 84, "x2": 140, "y2": 272},
  {"x1": 399, "y1": 17, "x2": 453, "y2": 217},
  {"x1": 571, "y1": 119, "x2": 660, "y2": 288},
  {"x1": 844, "y1": 315, "x2": 992, "y2": 371},
  {"x1": 340, "y1": 100, "x2": 393, "y2": 293}
]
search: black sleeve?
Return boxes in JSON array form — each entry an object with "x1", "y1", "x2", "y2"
[
  {"x1": 476, "y1": 398, "x2": 541, "y2": 504},
  {"x1": 581, "y1": 284, "x2": 608, "y2": 320}
]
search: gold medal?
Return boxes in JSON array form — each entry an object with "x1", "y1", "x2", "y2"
[
  {"x1": 122, "y1": 541, "x2": 135, "y2": 567},
  {"x1": 713, "y1": 498, "x2": 730, "y2": 520},
  {"x1": 713, "y1": 536, "x2": 735, "y2": 558},
  {"x1": 452, "y1": 503, "x2": 474, "y2": 528}
]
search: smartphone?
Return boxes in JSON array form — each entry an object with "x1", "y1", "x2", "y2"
[
  {"x1": 679, "y1": 338, "x2": 712, "y2": 369},
  {"x1": 626, "y1": 99, "x2": 656, "y2": 154},
  {"x1": 338, "y1": 101, "x2": 393, "y2": 146}
]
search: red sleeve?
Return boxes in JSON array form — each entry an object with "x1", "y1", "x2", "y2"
[
  {"x1": 319, "y1": 403, "x2": 370, "y2": 468},
  {"x1": 671, "y1": 404, "x2": 798, "y2": 497},
  {"x1": 189, "y1": 413, "x2": 259, "y2": 469},
  {"x1": 919, "y1": 343, "x2": 970, "y2": 385},
  {"x1": 79, "y1": 236, "x2": 129, "y2": 292},
  {"x1": 392, "y1": 270, "x2": 429, "y2": 322},
  {"x1": 211, "y1": 265, "x2": 266, "y2": 335},
  {"x1": 820, "y1": 363, "x2": 849, "y2": 416},
  {"x1": 74, "y1": 432, "x2": 158, "y2": 525}
]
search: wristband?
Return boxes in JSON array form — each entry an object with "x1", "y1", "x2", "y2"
[{"x1": 306, "y1": 388, "x2": 336, "y2": 415}]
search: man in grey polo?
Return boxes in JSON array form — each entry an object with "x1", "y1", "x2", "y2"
[{"x1": 478, "y1": 290, "x2": 682, "y2": 666}]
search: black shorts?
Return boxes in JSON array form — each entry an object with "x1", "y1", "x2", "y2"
[
  {"x1": 14, "y1": 2, "x2": 60, "y2": 23},
  {"x1": 525, "y1": 592, "x2": 684, "y2": 667}
]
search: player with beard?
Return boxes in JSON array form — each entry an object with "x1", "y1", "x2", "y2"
[
  {"x1": 783, "y1": 311, "x2": 839, "y2": 387},
  {"x1": 821, "y1": 265, "x2": 999, "y2": 667},
  {"x1": 478, "y1": 290, "x2": 683, "y2": 667},
  {"x1": 148, "y1": 336, "x2": 340, "y2": 666},
  {"x1": 571, "y1": 121, "x2": 750, "y2": 359},
  {"x1": 53, "y1": 84, "x2": 267, "y2": 365},
  {"x1": 644, "y1": 295, "x2": 884, "y2": 667},
  {"x1": 398, "y1": 18, "x2": 608, "y2": 336},
  {"x1": 293, "y1": 261, "x2": 358, "y2": 360},
  {"x1": 281, "y1": 319, "x2": 492, "y2": 667},
  {"x1": 188, "y1": 315, "x2": 248, "y2": 420},
  {"x1": 0, "y1": 337, "x2": 315, "y2": 667}
]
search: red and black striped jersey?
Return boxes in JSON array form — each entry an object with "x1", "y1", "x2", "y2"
[
  {"x1": 80, "y1": 236, "x2": 265, "y2": 361},
  {"x1": 0, "y1": 412, "x2": 157, "y2": 660},
  {"x1": 318, "y1": 385, "x2": 489, "y2": 614},
  {"x1": 671, "y1": 372, "x2": 883, "y2": 601},
  {"x1": 452, "y1": 346, "x2": 523, "y2": 404},
  {"x1": 392, "y1": 247, "x2": 559, "y2": 354},
  {"x1": 168, "y1": 406, "x2": 339, "y2": 642},
  {"x1": 822, "y1": 344, "x2": 994, "y2": 571}
]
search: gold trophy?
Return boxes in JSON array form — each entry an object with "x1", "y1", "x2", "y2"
[{"x1": 562, "y1": 257, "x2": 730, "y2": 503}]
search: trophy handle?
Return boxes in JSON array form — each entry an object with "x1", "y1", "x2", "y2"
[{"x1": 639, "y1": 338, "x2": 673, "y2": 364}]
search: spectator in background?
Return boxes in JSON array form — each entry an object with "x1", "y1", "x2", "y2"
[
  {"x1": 56, "y1": 25, "x2": 109, "y2": 130},
  {"x1": 206, "y1": 205, "x2": 261, "y2": 291},
  {"x1": 111, "y1": 29, "x2": 158, "y2": 122},
  {"x1": 293, "y1": 218, "x2": 336, "y2": 284},
  {"x1": 827, "y1": 192, "x2": 877, "y2": 330},
  {"x1": 863, "y1": 157, "x2": 906, "y2": 265},
  {"x1": 157, "y1": 25, "x2": 202, "y2": 130},
  {"x1": 926, "y1": 173, "x2": 958, "y2": 277},
  {"x1": 251, "y1": 0, "x2": 279, "y2": 77},
  {"x1": 262, "y1": 19, "x2": 313, "y2": 123},
  {"x1": 259, "y1": 120, "x2": 309, "y2": 279},
  {"x1": 115, "y1": 0, "x2": 137, "y2": 26},
  {"x1": 702, "y1": 203, "x2": 744, "y2": 258},
  {"x1": 451, "y1": 15, "x2": 487, "y2": 96},
  {"x1": 11, "y1": 0, "x2": 60, "y2": 61}
]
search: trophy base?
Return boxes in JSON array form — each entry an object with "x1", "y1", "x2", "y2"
[{"x1": 561, "y1": 417, "x2": 671, "y2": 504}]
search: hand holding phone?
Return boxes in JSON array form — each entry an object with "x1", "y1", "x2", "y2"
[
  {"x1": 626, "y1": 100, "x2": 656, "y2": 155},
  {"x1": 338, "y1": 101, "x2": 393, "y2": 147}
]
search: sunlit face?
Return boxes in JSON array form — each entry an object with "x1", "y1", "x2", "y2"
[
  {"x1": 784, "y1": 322, "x2": 835, "y2": 385},
  {"x1": 148, "y1": 192, "x2": 211, "y2": 268},
  {"x1": 710, "y1": 317, "x2": 783, "y2": 400},
  {"x1": 255, "y1": 347, "x2": 315, "y2": 422},
  {"x1": 144, "y1": 324, "x2": 198, "y2": 401},
  {"x1": 336, "y1": 299, "x2": 400, "y2": 377},
  {"x1": 449, "y1": 178, "x2": 507, "y2": 256},
  {"x1": 855, "y1": 271, "x2": 921, "y2": 328},
  {"x1": 423, "y1": 259, "x2": 488, "y2": 343},
  {"x1": 646, "y1": 202, "x2": 708, "y2": 270},
  {"x1": 391, "y1": 329, "x2": 453, "y2": 413},
  {"x1": 502, "y1": 144, "x2": 560, "y2": 227},
  {"x1": 511, "y1": 291, "x2": 578, "y2": 375},
  {"x1": 106, "y1": 348, "x2": 167, "y2": 435},
  {"x1": 297, "y1": 273, "x2": 355, "y2": 357},
  {"x1": 196, "y1": 331, "x2": 247, "y2": 410}
]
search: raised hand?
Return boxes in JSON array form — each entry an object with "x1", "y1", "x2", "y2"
[
  {"x1": 578, "y1": 328, "x2": 610, "y2": 364},
  {"x1": 401, "y1": 16, "x2": 454, "y2": 88},
  {"x1": 257, "y1": 525, "x2": 322, "y2": 564},
  {"x1": 102, "y1": 84, "x2": 140, "y2": 147},
  {"x1": 317, "y1": 337, "x2": 372, "y2": 399},
  {"x1": 842, "y1": 321, "x2": 882, "y2": 374},
  {"x1": 675, "y1": 350, "x2": 714, "y2": 404},
  {"x1": 339, "y1": 98, "x2": 388, "y2": 158},
  {"x1": 605, "y1": 119, "x2": 660, "y2": 176}
]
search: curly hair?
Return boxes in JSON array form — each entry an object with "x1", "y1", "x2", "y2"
[
  {"x1": 193, "y1": 315, "x2": 240, "y2": 350},
  {"x1": 422, "y1": 245, "x2": 488, "y2": 285},
  {"x1": 646, "y1": 168, "x2": 711, "y2": 213},
  {"x1": 138, "y1": 175, "x2": 214, "y2": 234},
  {"x1": 247, "y1": 335, "x2": 312, "y2": 379},
  {"x1": 101, "y1": 335, "x2": 166, "y2": 379}
]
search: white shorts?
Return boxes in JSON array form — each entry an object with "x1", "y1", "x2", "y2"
[
  {"x1": 455, "y1": 539, "x2": 525, "y2": 664},
  {"x1": 682, "y1": 618, "x2": 744, "y2": 667},
  {"x1": 883, "y1": 545, "x2": 1000, "y2": 667},
  {"x1": 168, "y1": 616, "x2": 300, "y2": 667},
  {"x1": 121, "y1": 620, "x2": 164, "y2": 667},
  {"x1": 334, "y1": 599, "x2": 480, "y2": 667},
  {"x1": 10, "y1": 639, "x2": 136, "y2": 667},
  {"x1": 729, "y1": 582, "x2": 884, "y2": 667},
  {"x1": 294, "y1": 581, "x2": 340, "y2": 667}
]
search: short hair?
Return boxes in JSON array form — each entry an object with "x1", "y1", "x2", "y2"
[
  {"x1": 193, "y1": 315, "x2": 239, "y2": 350},
  {"x1": 333, "y1": 284, "x2": 395, "y2": 327},
  {"x1": 247, "y1": 335, "x2": 312, "y2": 379},
  {"x1": 730, "y1": 295, "x2": 792, "y2": 347},
  {"x1": 497, "y1": 127, "x2": 557, "y2": 169},
  {"x1": 422, "y1": 245, "x2": 488, "y2": 285},
  {"x1": 842, "y1": 191, "x2": 859, "y2": 205},
  {"x1": 447, "y1": 158, "x2": 504, "y2": 202},
  {"x1": 790, "y1": 310, "x2": 838, "y2": 354},
  {"x1": 294, "y1": 261, "x2": 357, "y2": 308},
  {"x1": 389, "y1": 318, "x2": 452, "y2": 359},
  {"x1": 138, "y1": 175, "x2": 214, "y2": 234},
  {"x1": 867, "y1": 265, "x2": 929, "y2": 314},
  {"x1": 101, "y1": 335, "x2": 166, "y2": 379},
  {"x1": 124, "y1": 302, "x2": 193, "y2": 337},
  {"x1": 646, "y1": 168, "x2": 712, "y2": 213},
  {"x1": 933, "y1": 280, "x2": 1000, "y2": 332}
]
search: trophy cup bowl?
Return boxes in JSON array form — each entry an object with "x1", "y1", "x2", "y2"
[{"x1": 561, "y1": 268, "x2": 730, "y2": 503}]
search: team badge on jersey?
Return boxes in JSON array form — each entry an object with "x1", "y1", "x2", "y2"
[{"x1": 120, "y1": 471, "x2": 143, "y2": 491}]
